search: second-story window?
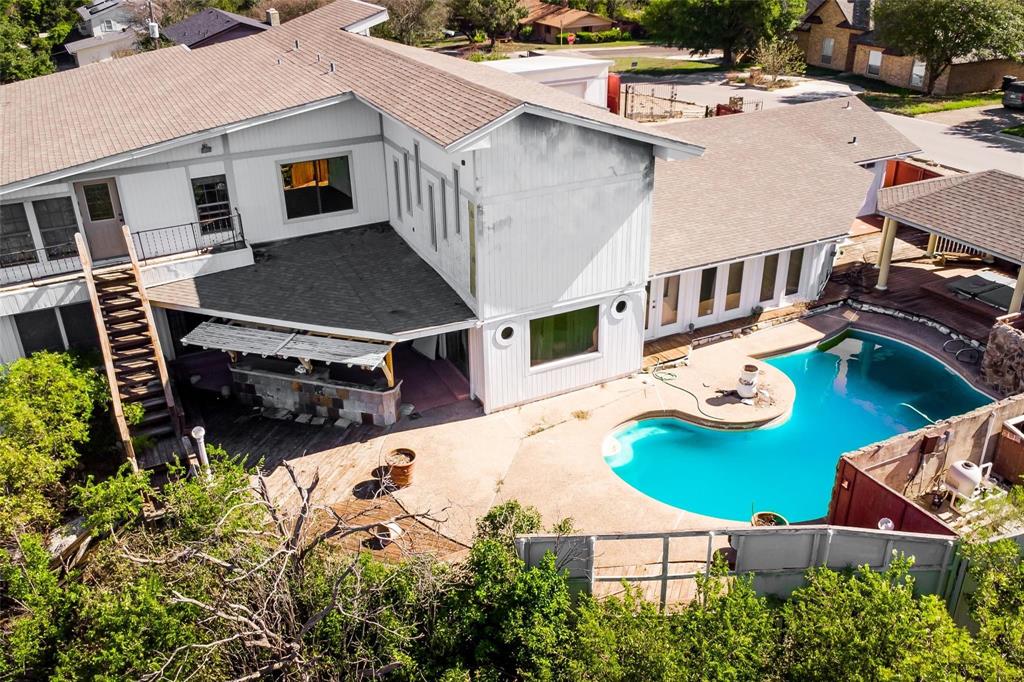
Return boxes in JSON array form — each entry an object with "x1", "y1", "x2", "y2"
[
  {"x1": 191, "y1": 175, "x2": 232, "y2": 233},
  {"x1": 32, "y1": 198, "x2": 78, "y2": 259},
  {"x1": 414, "y1": 142, "x2": 422, "y2": 207},
  {"x1": 0, "y1": 204, "x2": 37, "y2": 265},
  {"x1": 280, "y1": 156, "x2": 353, "y2": 219},
  {"x1": 428, "y1": 182, "x2": 437, "y2": 251}
]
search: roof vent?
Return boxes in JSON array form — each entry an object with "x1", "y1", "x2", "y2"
[
  {"x1": 849, "y1": 136, "x2": 858, "y2": 145},
  {"x1": 316, "y1": 53, "x2": 321, "y2": 62},
  {"x1": 294, "y1": 39, "x2": 300, "y2": 50},
  {"x1": 265, "y1": 8, "x2": 280, "y2": 26},
  {"x1": 276, "y1": 57, "x2": 282, "y2": 65},
  {"x1": 843, "y1": 100, "x2": 852, "y2": 109},
  {"x1": 329, "y1": 62, "x2": 336, "y2": 73}
]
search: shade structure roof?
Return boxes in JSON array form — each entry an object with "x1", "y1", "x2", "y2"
[
  {"x1": 877, "y1": 170, "x2": 1024, "y2": 266},
  {"x1": 181, "y1": 321, "x2": 391, "y2": 370}
]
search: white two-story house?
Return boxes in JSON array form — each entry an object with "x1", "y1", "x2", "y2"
[{"x1": 0, "y1": 1, "x2": 915, "y2": 467}]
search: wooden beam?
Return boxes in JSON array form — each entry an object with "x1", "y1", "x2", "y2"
[
  {"x1": 382, "y1": 348, "x2": 395, "y2": 388},
  {"x1": 1011, "y1": 267, "x2": 1024, "y2": 315},
  {"x1": 75, "y1": 233, "x2": 136, "y2": 469}
]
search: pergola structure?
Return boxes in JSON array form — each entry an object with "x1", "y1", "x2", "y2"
[{"x1": 875, "y1": 170, "x2": 1024, "y2": 314}]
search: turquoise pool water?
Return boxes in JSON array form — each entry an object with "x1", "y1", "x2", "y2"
[{"x1": 606, "y1": 330, "x2": 992, "y2": 523}]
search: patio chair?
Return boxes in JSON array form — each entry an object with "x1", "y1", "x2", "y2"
[
  {"x1": 976, "y1": 284, "x2": 1014, "y2": 312},
  {"x1": 946, "y1": 275, "x2": 1001, "y2": 300}
]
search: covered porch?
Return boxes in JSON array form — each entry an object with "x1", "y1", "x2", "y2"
[
  {"x1": 146, "y1": 225, "x2": 478, "y2": 425},
  {"x1": 874, "y1": 170, "x2": 1024, "y2": 315}
]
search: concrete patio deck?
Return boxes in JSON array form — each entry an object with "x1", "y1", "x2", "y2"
[{"x1": 219, "y1": 313, "x2": 871, "y2": 547}]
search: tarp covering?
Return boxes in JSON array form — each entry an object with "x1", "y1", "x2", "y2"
[{"x1": 181, "y1": 321, "x2": 390, "y2": 370}]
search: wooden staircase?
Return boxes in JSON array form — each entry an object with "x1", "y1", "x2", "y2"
[{"x1": 75, "y1": 228, "x2": 182, "y2": 469}]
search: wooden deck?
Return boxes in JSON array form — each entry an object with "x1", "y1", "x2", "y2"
[{"x1": 187, "y1": 396, "x2": 468, "y2": 562}]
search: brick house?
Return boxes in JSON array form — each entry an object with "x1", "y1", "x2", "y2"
[{"x1": 795, "y1": 0, "x2": 1024, "y2": 94}]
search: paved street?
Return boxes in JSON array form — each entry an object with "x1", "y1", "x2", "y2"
[{"x1": 878, "y1": 112, "x2": 1023, "y2": 174}]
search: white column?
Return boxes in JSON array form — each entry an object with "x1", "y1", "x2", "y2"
[
  {"x1": 1010, "y1": 266, "x2": 1024, "y2": 315},
  {"x1": 875, "y1": 217, "x2": 898, "y2": 291}
]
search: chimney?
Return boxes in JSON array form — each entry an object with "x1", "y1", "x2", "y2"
[
  {"x1": 851, "y1": 0, "x2": 872, "y2": 30},
  {"x1": 265, "y1": 8, "x2": 280, "y2": 26}
]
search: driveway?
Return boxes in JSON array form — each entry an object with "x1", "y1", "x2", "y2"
[
  {"x1": 878, "y1": 112, "x2": 1024, "y2": 174},
  {"x1": 618, "y1": 71, "x2": 862, "y2": 109}
]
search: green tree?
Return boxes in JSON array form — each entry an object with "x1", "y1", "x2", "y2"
[
  {"x1": 372, "y1": 0, "x2": 448, "y2": 45},
  {"x1": 0, "y1": 352, "x2": 106, "y2": 534},
  {"x1": 0, "y1": 0, "x2": 83, "y2": 83},
  {"x1": 449, "y1": 0, "x2": 525, "y2": 47},
  {"x1": 781, "y1": 555, "x2": 1008, "y2": 680},
  {"x1": 873, "y1": 0, "x2": 1024, "y2": 94},
  {"x1": 962, "y1": 539, "x2": 1024, "y2": 670},
  {"x1": 753, "y1": 36, "x2": 806, "y2": 83},
  {"x1": 643, "y1": 0, "x2": 806, "y2": 66}
]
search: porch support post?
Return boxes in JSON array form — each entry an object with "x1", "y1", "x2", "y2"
[
  {"x1": 1010, "y1": 266, "x2": 1024, "y2": 315},
  {"x1": 925, "y1": 233, "x2": 938, "y2": 257},
  {"x1": 875, "y1": 217, "x2": 898, "y2": 291},
  {"x1": 382, "y1": 348, "x2": 396, "y2": 388}
]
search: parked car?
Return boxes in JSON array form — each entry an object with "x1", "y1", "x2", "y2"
[{"x1": 1004, "y1": 80, "x2": 1024, "y2": 109}]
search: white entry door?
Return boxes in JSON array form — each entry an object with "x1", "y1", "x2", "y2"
[{"x1": 74, "y1": 178, "x2": 126, "y2": 261}]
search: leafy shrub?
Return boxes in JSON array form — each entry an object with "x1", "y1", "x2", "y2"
[
  {"x1": 519, "y1": 24, "x2": 534, "y2": 40},
  {"x1": 72, "y1": 463, "x2": 152, "y2": 534},
  {"x1": 556, "y1": 27, "x2": 625, "y2": 43}
]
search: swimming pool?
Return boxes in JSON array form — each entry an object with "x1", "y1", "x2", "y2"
[{"x1": 606, "y1": 330, "x2": 992, "y2": 523}]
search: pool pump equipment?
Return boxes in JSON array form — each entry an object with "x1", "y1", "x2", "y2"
[{"x1": 945, "y1": 460, "x2": 992, "y2": 511}]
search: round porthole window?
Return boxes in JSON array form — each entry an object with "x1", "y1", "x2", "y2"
[
  {"x1": 495, "y1": 324, "x2": 517, "y2": 348},
  {"x1": 610, "y1": 296, "x2": 630, "y2": 320}
]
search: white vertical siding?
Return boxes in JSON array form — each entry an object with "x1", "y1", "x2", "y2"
[
  {"x1": 0, "y1": 316, "x2": 23, "y2": 364},
  {"x1": 858, "y1": 161, "x2": 888, "y2": 216},
  {"x1": 381, "y1": 117, "x2": 476, "y2": 311},
  {"x1": 119, "y1": 168, "x2": 197, "y2": 232},
  {"x1": 480, "y1": 290, "x2": 645, "y2": 411},
  {"x1": 227, "y1": 100, "x2": 380, "y2": 153},
  {"x1": 472, "y1": 115, "x2": 653, "y2": 319}
]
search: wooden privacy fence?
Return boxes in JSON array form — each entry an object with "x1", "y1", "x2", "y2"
[{"x1": 516, "y1": 525, "x2": 961, "y2": 610}]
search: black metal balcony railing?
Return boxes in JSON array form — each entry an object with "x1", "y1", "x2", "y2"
[
  {"x1": 0, "y1": 210, "x2": 247, "y2": 287},
  {"x1": 0, "y1": 242, "x2": 82, "y2": 286},
  {"x1": 132, "y1": 210, "x2": 246, "y2": 265}
]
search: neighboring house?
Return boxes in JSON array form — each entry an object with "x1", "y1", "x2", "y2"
[
  {"x1": 484, "y1": 56, "x2": 612, "y2": 108},
  {"x1": 643, "y1": 97, "x2": 919, "y2": 341},
  {"x1": 795, "y1": 0, "x2": 1024, "y2": 94},
  {"x1": 64, "y1": 0, "x2": 138, "y2": 66},
  {"x1": 520, "y1": 0, "x2": 614, "y2": 44},
  {"x1": 163, "y1": 9, "x2": 271, "y2": 49}
]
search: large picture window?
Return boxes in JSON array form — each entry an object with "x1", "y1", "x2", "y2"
[
  {"x1": 32, "y1": 197, "x2": 78, "y2": 259},
  {"x1": 191, "y1": 174, "x2": 232, "y2": 233},
  {"x1": 529, "y1": 306, "x2": 599, "y2": 367},
  {"x1": 1, "y1": 204, "x2": 37, "y2": 265},
  {"x1": 697, "y1": 267, "x2": 716, "y2": 317},
  {"x1": 280, "y1": 156, "x2": 353, "y2": 219},
  {"x1": 14, "y1": 304, "x2": 98, "y2": 355},
  {"x1": 760, "y1": 253, "x2": 779, "y2": 302}
]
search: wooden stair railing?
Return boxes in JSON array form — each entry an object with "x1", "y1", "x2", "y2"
[
  {"x1": 74, "y1": 232, "x2": 136, "y2": 469},
  {"x1": 120, "y1": 225, "x2": 184, "y2": 439},
  {"x1": 75, "y1": 227, "x2": 184, "y2": 469}
]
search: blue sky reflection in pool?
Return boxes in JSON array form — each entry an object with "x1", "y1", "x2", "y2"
[{"x1": 607, "y1": 331, "x2": 991, "y2": 523}]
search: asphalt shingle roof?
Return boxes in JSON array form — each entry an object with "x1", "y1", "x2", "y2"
[
  {"x1": 649, "y1": 97, "x2": 916, "y2": 276},
  {"x1": 0, "y1": 0, "x2": 698, "y2": 188},
  {"x1": 877, "y1": 170, "x2": 1024, "y2": 265},
  {"x1": 162, "y1": 9, "x2": 269, "y2": 47},
  {"x1": 146, "y1": 224, "x2": 476, "y2": 338}
]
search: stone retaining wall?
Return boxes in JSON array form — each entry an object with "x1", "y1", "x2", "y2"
[
  {"x1": 231, "y1": 366, "x2": 401, "y2": 426},
  {"x1": 983, "y1": 314, "x2": 1024, "y2": 396}
]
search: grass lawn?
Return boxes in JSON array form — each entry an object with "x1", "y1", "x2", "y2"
[
  {"x1": 1003, "y1": 124, "x2": 1024, "y2": 137},
  {"x1": 803, "y1": 66, "x2": 1003, "y2": 116},
  {"x1": 610, "y1": 57, "x2": 728, "y2": 75}
]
